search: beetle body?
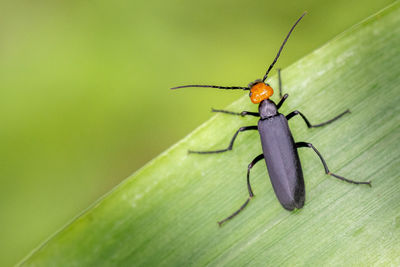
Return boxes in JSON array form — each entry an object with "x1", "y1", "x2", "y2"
[
  {"x1": 258, "y1": 99, "x2": 305, "y2": 210},
  {"x1": 171, "y1": 13, "x2": 370, "y2": 226}
]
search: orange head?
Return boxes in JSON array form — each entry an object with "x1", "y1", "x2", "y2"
[{"x1": 248, "y1": 80, "x2": 274, "y2": 104}]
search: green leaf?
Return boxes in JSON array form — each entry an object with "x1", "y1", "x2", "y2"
[{"x1": 20, "y1": 3, "x2": 400, "y2": 266}]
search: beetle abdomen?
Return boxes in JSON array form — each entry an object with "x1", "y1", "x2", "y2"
[{"x1": 258, "y1": 114, "x2": 305, "y2": 210}]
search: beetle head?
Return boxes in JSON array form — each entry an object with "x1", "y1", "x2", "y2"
[{"x1": 248, "y1": 80, "x2": 274, "y2": 104}]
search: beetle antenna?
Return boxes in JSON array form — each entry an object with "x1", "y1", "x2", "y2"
[
  {"x1": 262, "y1": 12, "x2": 307, "y2": 82},
  {"x1": 171, "y1": 85, "x2": 249, "y2": 90}
]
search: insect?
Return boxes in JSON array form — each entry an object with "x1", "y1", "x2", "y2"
[{"x1": 171, "y1": 13, "x2": 371, "y2": 226}]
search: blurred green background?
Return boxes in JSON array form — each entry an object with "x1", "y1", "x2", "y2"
[{"x1": 0, "y1": 0, "x2": 394, "y2": 266}]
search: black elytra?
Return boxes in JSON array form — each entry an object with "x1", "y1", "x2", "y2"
[{"x1": 171, "y1": 13, "x2": 371, "y2": 226}]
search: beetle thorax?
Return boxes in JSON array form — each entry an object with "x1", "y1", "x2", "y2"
[{"x1": 258, "y1": 99, "x2": 278, "y2": 119}]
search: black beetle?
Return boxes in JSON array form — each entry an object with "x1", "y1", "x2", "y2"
[{"x1": 171, "y1": 13, "x2": 371, "y2": 226}]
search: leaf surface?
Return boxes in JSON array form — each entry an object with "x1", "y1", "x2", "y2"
[{"x1": 21, "y1": 3, "x2": 400, "y2": 266}]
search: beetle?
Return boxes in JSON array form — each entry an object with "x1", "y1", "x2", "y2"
[{"x1": 171, "y1": 13, "x2": 371, "y2": 226}]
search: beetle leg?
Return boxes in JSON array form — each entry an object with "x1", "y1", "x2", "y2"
[
  {"x1": 286, "y1": 109, "x2": 350, "y2": 128},
  {"x1": 277, "y1": 68, "x2": 283, "y2": 99},
  {"x1": 296, "y1": 142, "x2": 371, "y2": 186},
  {"x1": 211, "y1": 108, "x2": 259, "y2": 117},
  {"x1": 218, "y1": 153, "x2": 264, "y2": 226},
  {"x1": 276, "y1": 93, "x2": 289, "y2": 110},
  {"x1": 189, "y1": 126, "x2": 258, "y2": 154},
  {"x1": 275, "y1": 69, "x2": 289, "y2": 111}
]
